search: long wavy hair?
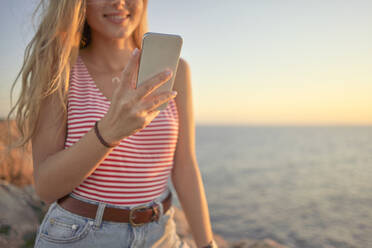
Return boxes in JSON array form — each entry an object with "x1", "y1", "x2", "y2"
[{"x1": 6, "y1": 0, "x2": 149, "y2": 153}]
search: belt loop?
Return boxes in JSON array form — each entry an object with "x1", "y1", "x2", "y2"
[
  {"x1": 153, "y1": 198, "x2": 164, "y2": 224},
  {"x1": 94, "y1": 201, "x2": 107, "y2": 229}
]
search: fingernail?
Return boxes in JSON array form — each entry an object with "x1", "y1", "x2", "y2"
[
  {"x1": 165, "y1": 68, "x2": 172, "y2": 75},
  {"x1": 171, "y1": 91, "x2": 177, "y2": 96}
]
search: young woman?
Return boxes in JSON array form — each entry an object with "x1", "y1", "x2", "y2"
[{"x1": 8, "y1": 0, "x2": 218, "y2": 247}]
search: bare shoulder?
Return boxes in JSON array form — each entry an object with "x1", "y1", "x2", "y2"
[
  {"x1": 175, "y1": 57, "x2": 191, "y2": 83},
  {"x1": 170, "y1": 57, "x2": 197, "y2": 172},
  {"x1": 173, "y1": 57, "x2": 192, "y2": 103},
  {"x1": 178, "y1": 57, "x2": 190, "y2": 73}
]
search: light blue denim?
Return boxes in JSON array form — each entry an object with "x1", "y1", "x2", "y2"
[{"x1": 33, "y1": 188, "x2": 191, "y2": 248}]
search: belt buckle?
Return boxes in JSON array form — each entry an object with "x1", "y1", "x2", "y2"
[{"x1": 129, "y1": 205, "x2": 149, "y2": 227}]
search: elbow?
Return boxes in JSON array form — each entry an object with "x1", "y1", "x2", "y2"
[
  {"x1": 34, "y1": 180, "x2": 53, "y2": 205},
  {"x1": 35, "y1": 184, "x2": 55, "y2": 205},
  {"x1": 33, "y1": 170, "x2": 56, "y2": 205}
]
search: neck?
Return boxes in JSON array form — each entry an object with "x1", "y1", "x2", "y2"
[{"x1": 81, "y1": 32, "x2": 137, "y2": 74}]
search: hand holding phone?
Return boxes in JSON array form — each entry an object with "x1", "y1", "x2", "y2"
[
  {"x1": 136, "y1": 32, "x2": 183, "y2": 111},
  {"x1": 99, "y1": 47, "x2": 178, "y2": 144}
]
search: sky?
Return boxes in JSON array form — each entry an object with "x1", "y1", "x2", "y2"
[{"x1": 1, "y1": 0, "x2": 371, "y2": 125}]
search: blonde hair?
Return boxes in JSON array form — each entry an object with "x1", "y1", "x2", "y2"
[{"x1": 6, "y1": 0, "x2": 149, "y2": 153}]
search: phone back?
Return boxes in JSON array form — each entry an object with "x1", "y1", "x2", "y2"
[{"x1": 137, "y1": 32, "x2": 183, "y2": 110}]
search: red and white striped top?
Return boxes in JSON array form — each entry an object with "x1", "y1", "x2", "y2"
[{"x1": 65, "y1": 55, "x2": 179, "y2": 206}]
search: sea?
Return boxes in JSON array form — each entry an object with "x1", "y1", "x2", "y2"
[{"x1": 170, "y1": 125, "x2": 372, "y2": 248}]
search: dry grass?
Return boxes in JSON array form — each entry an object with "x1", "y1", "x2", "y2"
[{"x1": 0, "y1": 119, "x2": 34, "y2": 188}]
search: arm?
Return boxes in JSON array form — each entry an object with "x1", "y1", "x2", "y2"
[
  {"x1": 32, "y1": 92, "x2": 115, "y2": 205},
  {"x1": 171, "y1": 58, "x2": 215, "y2": 248}
]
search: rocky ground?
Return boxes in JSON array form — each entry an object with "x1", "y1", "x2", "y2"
[{"x1": 0, "y1": 180, "x2": 287, "y2": 248}]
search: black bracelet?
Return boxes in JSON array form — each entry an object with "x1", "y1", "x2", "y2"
[{"x1": 94, "y1": 121, "x2": 117, "y2": 148}]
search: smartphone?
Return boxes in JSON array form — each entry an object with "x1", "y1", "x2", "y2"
[{"x1": 136, "y1": 32, "x2": 183, "y2": 111}]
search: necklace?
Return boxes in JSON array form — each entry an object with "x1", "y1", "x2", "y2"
[
  {"x1": 112, "y1": 76, "x2": 121, "y2": 84},
  {"x1": 80, "y1": 54, "x2": 126, "y2": 86}
]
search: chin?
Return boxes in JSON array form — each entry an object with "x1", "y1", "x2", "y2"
[
  {"x1": 112, "y1": 30, "x2": 132, "y2": 40},
  {"x1": 100, "y1": 25, "x2": 130, "y2": 39}
]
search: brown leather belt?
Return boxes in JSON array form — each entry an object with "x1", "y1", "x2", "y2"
[{"x1": 56, "y1": 191, "x2": 172, "y2": 227}]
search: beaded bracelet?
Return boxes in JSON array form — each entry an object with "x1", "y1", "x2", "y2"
[{"x1": 94, "y1": 121, "x2": 118, "y2": 148}]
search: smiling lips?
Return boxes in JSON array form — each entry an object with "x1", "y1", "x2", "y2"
[{"x1": 104, "y1": 13, "x2": 130, "y2": 24}]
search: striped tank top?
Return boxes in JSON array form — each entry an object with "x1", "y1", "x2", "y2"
[{"x1": 65, "y1": 55, "x2": 179, "y2": 207}]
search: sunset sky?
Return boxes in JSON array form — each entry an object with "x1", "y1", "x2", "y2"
[{"x1": 1, "y1": 0, "x2": 371, "y2": 125}]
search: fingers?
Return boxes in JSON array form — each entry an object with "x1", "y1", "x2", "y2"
[
  {"x1": 120, "y1": 48, "x2": 141, "y2": 90},
  {"x1": 135, "y1": 69, "x2": 173, "y2": 102},
  {"x1": 143, "y1": 91, "x2": 177, "y2": 113}
]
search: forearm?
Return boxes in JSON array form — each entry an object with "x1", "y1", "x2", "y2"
[
  {"x1": 35, "y1": 127, "x2": 115, "y2": 204},
  {"x1": 171, "y1": 161, "x2": 214, "y2": 248}
]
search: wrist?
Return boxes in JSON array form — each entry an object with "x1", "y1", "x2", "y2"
[
  {"x1": 201, "y1": 239, "x2": 218, "y2": 248},
  {"x1": 95, "y1": 120, "x2": 120, "y2": 148}
]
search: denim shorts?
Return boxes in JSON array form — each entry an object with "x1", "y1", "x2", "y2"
[{"x1": 33, "y1": 188, "x2": 191, "y2": 248}]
